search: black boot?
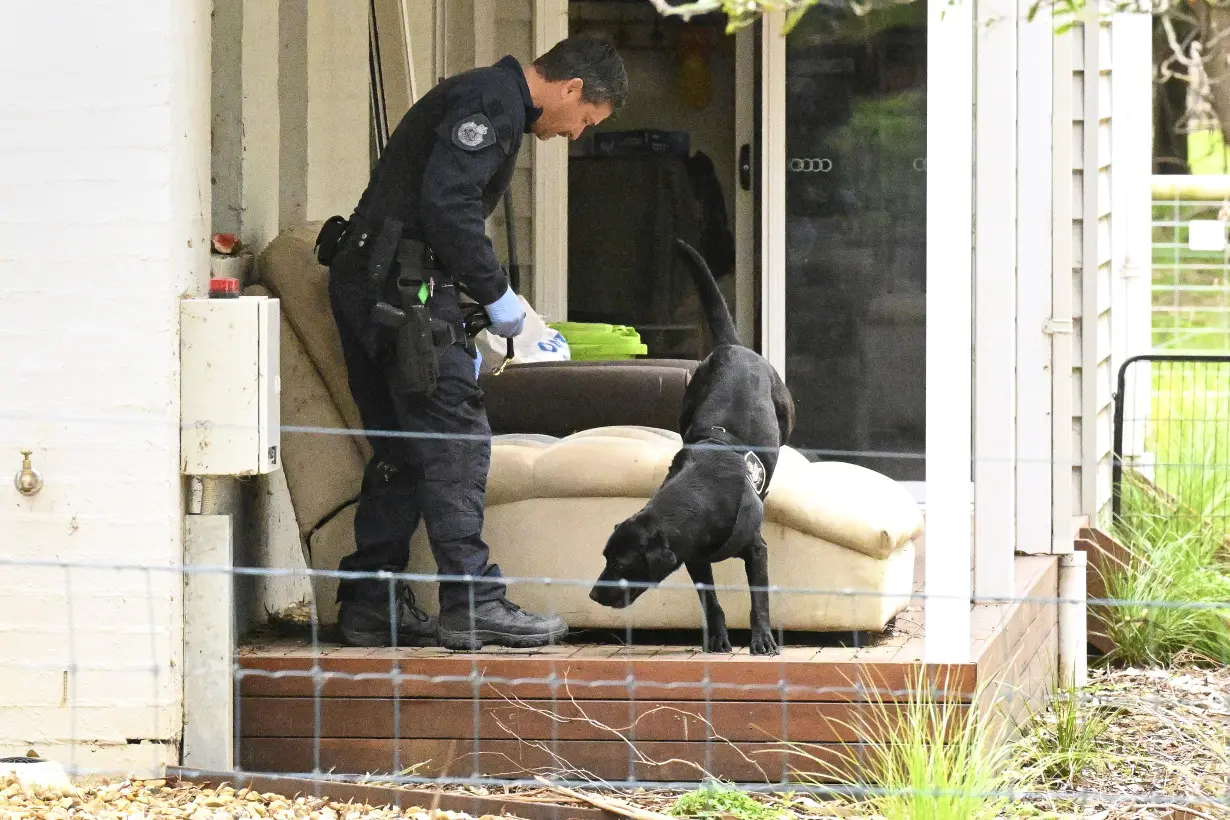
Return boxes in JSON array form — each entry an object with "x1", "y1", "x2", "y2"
[
  {"x1": 437, "y1": 598, "x2": 568, "y2": 650},
  {"x1": 338, "y1": 583, "x2": 438, "y2": 648}
]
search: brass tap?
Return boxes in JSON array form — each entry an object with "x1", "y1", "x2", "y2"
[{"x1": 15, "y1": 450, "x2": 43, "y2": 497}]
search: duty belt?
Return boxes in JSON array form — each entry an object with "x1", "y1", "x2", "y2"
[
  {"x1": 359, "y1": 218, "x2": 441, "y2": 299},
  {"x1": 321, "y1": 213, "x2": 489, "y2": 348}
]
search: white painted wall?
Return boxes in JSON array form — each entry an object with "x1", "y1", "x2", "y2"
[
  {"x1": 212, "y1": 0, "x2": 244, "y2": 237},
  {"x1": 0, "y1": 0, "x2": 211, "y2": 774},
  {"x1": 532, "y1": 0, "x2": 571, "y2": 322},
  {"x1": 371, "y1": 0, "x2": 426, "y2": 124},
  {"x1": 924, "y1": 0, "x2": 975, "y2": 662},
  {"x1": 240, "y1": 0, "x2": 284, "y2": 253},
  {"x1": 1015, "y1": 0, "x2": 1059, "y2": 557},
  {"x1": 973, "y1": 0, "x2": 1019, "y2": 595},
  {"x1": 1013, "y1": 0, "x2": 1143, "y2": 552},
  {"x1": 305, "y1": 3, "x2": 370, "y2": 222},
  {"x1": 482, "y1": 0, "x2": 539, "y2": 306},
  {"x1": 1071, "y1": 17, "x2": 1118, "y2": 527},
  {"x1": 1111, "y1": 13, "x2": 1155, "y2": 465},
  {"x1": 213, "y1": 0, "x2": 369, "y2": 257},
  {"x1": 1079, "y1": 10, "x2": 1153, "y2": 529},
  {"x1": 211, "y1": 0, "x2": 281, "y2": 253}
]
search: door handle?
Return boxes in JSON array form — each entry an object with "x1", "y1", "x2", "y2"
[{"x1": 739, "y1": 143, "x2": 752, "y2": 191}]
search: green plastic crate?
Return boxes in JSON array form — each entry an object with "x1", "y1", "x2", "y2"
[{"x1": 549, "y1": 321, "x2": 648, "y2": 361}]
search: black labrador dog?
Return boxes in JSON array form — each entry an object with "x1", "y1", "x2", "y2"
[{"x1": 587, "y1": 239, "x2": 795, "y2": 655}]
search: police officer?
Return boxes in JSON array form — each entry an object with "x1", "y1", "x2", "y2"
[{"x1": 317, "y1": 36, "x2": 628, "y2": 650}]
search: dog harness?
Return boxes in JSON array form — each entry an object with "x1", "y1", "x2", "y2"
[{"x1": 693, "y1": 426, "x2": 771, "y2": 562}]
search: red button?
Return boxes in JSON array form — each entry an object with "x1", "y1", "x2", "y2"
[{"x1": 209, "y1": 277, "x2": 240, "y2": 298}]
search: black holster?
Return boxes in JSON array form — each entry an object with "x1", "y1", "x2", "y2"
[
  {"x1": 370, "y1": 301, "x2": 438, "y2": 395},
  {"x1": 359, "y1": 217, "x2": 456, "y2": 395},
  {"x1": 315, "y1": 215, "x2": 351, "y2": 266}
]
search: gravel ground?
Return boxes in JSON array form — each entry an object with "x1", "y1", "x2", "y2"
[
  {"x1": 0, "y1": 778, "x2": 496, "y2": 820},
  {"x1": 1015, "y1": 664, "x2": 1229, "y2": 820}
]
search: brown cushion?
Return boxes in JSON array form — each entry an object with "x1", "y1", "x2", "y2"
[{"x1": 479, "y1": 359, "x2": 699, "y2": 437}]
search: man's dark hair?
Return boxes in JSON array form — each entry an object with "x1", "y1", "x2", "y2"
[{"x1": 533, "y1": 35, "x2": 629, "y2": 113}]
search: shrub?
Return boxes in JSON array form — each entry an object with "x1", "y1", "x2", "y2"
[
  {"x1": 1103, "y1": 478, "x2": 1230, "y2": 667},
  {"x1": 789, "y1": 669, "x2": 1021, "y2": 820}
]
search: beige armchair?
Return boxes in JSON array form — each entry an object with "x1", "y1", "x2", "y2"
[{"x1": 248, "y1": 223, "x2": 923, "y2": 632}]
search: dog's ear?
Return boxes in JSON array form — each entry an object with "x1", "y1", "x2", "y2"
[
  {"x1": 606, "y1": 517, "x2": 639, "y2": 551},
  {"x1": 643, "y1": 531, "x2": 678, "y2": 576}
]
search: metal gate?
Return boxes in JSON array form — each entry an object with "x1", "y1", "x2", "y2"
[{"x1": 1112, "y1": 354, "x2": 1230, "y2": 544}]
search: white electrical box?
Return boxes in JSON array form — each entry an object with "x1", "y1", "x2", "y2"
[{"x1": 180, "y1": 295, "x2": 281, "y2": 476}]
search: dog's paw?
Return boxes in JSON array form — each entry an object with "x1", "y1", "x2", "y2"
[
  {"x1": 749, "y1": 630, "x2": 780, "y2": 656},
  {"x1": 704, "y1": 630, "x2": 733, "y2": 654}
]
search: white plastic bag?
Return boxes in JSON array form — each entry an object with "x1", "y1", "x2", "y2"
[{"x1": 476, "y1": 295, "x2": 570, "y2": 373}]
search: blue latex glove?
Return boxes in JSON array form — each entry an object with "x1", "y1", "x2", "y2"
[
  {"x1": 473, "y1": 354, "x2": 482, "y2": 381},
  {"x1": 483, "y1": 286, "x2": 525, "y2": 338}
]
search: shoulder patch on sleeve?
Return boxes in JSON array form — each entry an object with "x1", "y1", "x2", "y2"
[{"x1": 450, "y1": 113, "x2": 498, "y2": 152}]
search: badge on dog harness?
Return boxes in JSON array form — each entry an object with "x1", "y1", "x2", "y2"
[{"x1": 744, "y1": 451, "x2": 766, "y2": 497}]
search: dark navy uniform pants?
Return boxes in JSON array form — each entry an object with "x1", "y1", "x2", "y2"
[{"x1": 326, "y1": 248, "x2": 507, "y2": 616}]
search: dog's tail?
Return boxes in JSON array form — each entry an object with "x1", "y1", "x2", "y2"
[{"x1": 674, "y1": 238, "x2": 740, "y2": 348}]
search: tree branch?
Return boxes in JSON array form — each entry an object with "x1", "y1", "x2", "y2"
[{"x1": 644, "y1": 0, "x2": 825, "y2": 32}]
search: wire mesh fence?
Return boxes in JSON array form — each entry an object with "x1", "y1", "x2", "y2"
[
  {"x1": 2, "y1": 554, "x2": 1228, "y2": 817},
  {"x1": 4, "y1": 421, "x2": 1230, "y2": 818},
  {"x1": 1113, "y1": 354, "x2": 1230, "y2": 550},
  {"x1": 1152, "y1": 191, "x2": 1230, "y2": 353}
]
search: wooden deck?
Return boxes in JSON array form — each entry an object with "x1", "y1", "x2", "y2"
[{"x1": 236, "y1": 555, "x2": 1058, "y2": 784}]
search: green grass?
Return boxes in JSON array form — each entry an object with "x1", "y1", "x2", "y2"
[
  {"x1": 1110, "y1": 243, "x2": 1230, "y2": 662},
  {"x1": 1146, "y1": 362, "x2": 1230, "y2": 516},
  {"x1": 1104, "y1": 478, "x2": 1230, "y2": 667},
  {"x1": 1108, "y1": 358, "x2": 1230, "y2": 666},
  {"x1": 1012, "y1": 676, "x2": 1120, "y2": 788},
  {"x1": 788, "y1": 671, "x2": 1021, "y2": 820}
]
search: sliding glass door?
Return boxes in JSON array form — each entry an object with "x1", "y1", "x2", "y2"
[{"x1": 760, "y1": 5, "x2": 928, "y2": 492}]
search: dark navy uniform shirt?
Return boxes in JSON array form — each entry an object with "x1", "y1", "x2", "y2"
[{"x1": 352, "y1": 55, "x2": 542, "y2": 306}]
